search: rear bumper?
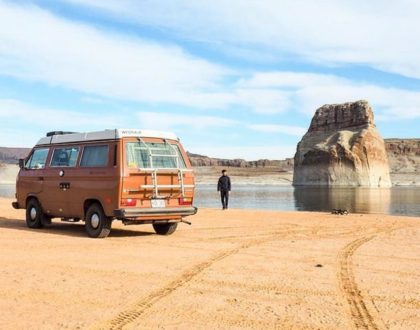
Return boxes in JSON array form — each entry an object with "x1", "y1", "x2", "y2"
[
  {"x1": 113, "y1": 206, "x2": 198, "y2": 218},
  {"x1": 12, "y1": 202, "x2": 19, "y2": 209}
]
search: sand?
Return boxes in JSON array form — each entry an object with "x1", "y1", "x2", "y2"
[{"x1": 0, "y1": 197, "x2": 419, "y2": 329}]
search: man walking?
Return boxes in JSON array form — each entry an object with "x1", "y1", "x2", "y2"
[{"x1": 217, "y1": 169, "x2": 231, "y2": 210}]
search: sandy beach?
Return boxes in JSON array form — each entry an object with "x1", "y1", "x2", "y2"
[{"x1": 0, "y1": 198, "x2": 419, "y2": 329}]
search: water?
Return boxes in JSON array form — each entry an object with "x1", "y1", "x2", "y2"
[
  {"x1": 2, "y1": 184, "x2": 419, "y2": 217},
  {"x1": 195, "y1": 184, "x2": 420, "y2": 217},
  {"x1": 0, "y1": 184, "x2": 15, "y2": 198}
]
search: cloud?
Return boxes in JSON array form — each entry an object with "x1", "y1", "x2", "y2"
[
  {"x1": 237, "y1": 72, "x2": 420, "y2": 119},
  {"x1": 248, "y1": 124, "x2": 306, "y2": 137},
  {"x1": 2, "y1": 2, "x2": 419, "y2": 118},
  {"x1": 136, "y1": 111, "x2": 238, "y2": 131},
  {"x1": 59, "y1": 0, "x2": 420, "y2": 79},
  {"x1": 0, "y1": 99, "x2": 122, "y2": 128},
  {"x1": 0, "y1": 2, "x2": 298, "y2": 114},
  {"x1": 0, "y1": 99, "x2": 126, "y2": 146},
  {"x1": 0, "y1": 1, "x2": 227, "y2": 108},
  {"x1": 188, "y1": 145, "x2": 297, "y2": 161}
]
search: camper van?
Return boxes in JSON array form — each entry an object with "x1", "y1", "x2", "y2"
[{"x1": 12, "y1": 129, "x2": 197, "y2": 238}]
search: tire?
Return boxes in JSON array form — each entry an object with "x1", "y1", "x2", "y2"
[
  {"x1": 26, "y1": 199, "x2": 45, "y2": 229},
  {"x1": 41, "y1": 215, "x2": 52, "y2": 227},
  {"x1": 153, "y1": 222, "x2": 178, "y2": 235},
  {"x1": 85, "y1": 203, "x2": 112, "y2": 238}
]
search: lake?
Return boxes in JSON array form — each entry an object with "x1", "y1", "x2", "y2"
[
  {"x1": 1, "y1": 183, "x2": 419, "y2": 217},
  {"x1": 195, "y1": 184, "x2": 420, "y2": 217}
]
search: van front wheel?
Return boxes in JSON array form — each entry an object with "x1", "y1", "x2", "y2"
[
  {"x1": 153, "y1": 222, "x2": 178, "y2": 235},
  {"x1": 26, "y1": 199, "x2": 44, "y2": 229},
  {"x1": 85, "y1": 204, "x2": 112, "y2": 238}
]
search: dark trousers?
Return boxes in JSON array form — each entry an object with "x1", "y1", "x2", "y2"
[{"x1": 220, "y1": 190, "x2": 229, "y2": 209}]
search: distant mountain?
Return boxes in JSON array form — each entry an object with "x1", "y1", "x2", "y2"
[
  {"x1": 187, "y1": 152, "x2": 294, "y2": 171},
  {"x1": 0, "y1": 147, "x2": 31, "y2": 165},
  {"x1": 386, "y1": 139, "x2": 420, "y2": 174}
]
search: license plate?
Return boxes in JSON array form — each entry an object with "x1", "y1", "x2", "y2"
[{"x1": 151, "y1": 199, "x2": 165, "y2": 208}]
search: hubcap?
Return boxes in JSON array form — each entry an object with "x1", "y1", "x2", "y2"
[
  {"x1": 91, "y1": 213, "x2": 100, "y2": 229},
  {"x1": 30, "y1": 207, "x2": 37, "y2": 220}
]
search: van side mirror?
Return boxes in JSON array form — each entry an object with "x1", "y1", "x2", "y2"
[{"x1": 19, "y1": 159, "x2": 25, "y2": 169}]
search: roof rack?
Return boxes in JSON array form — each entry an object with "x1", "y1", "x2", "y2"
[{"x1": 46, "y1": 131, "x2": 79, "y2": 137}]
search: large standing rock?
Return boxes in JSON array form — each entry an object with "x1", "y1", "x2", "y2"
[{"x1": 293, "y1": 100, "x2": 391, "y2": 187}]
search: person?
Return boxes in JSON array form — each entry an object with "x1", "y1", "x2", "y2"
[{"x1": 217, "y1": 169, "x2": 231, "y2": 210}]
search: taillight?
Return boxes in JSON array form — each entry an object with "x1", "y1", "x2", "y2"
[
  {"x1": 121, "y1": 198, "x2": 137, "y2": 207},
  {"x1": 179, "y1": 197, "x2": 193, "y2": 205}
]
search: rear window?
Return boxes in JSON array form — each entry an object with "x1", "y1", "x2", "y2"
[
  {"x1": 25, "y1": 148, "x2": 49, "y2": 169},
  {"x1": 80, "y1": 145, "x2": 109, "y2": 167},
  {"x1": 126, "y1": 142, "x2": 186, "y2": 169},
  {"x1": 50, "y1": 147, "x2": 80, "y2": 167}
]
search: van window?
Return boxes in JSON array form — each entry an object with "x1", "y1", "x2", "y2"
[
  {"x1": 25, "y1": 148, "x2": 49, "y2": 169},
  {"x1": 80, "y1": 145, "x2": 109, "y2": 167},
  {"x1": 126, "y1": 142, "x2": 186, "y2": 169},
  {"x1": 51, "y1": 147, "x2": 80, "y2": 167}
]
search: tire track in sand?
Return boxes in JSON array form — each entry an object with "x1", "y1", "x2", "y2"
[
  {"x1": 337, "y1": 226, "x2": 402, "y2": 330},
  {"x1": 94, "y1": 241, "x2": 266, "y2": 329},
  {"x1": 93, "y1": 226, "x2": 321, "y2": 330}
]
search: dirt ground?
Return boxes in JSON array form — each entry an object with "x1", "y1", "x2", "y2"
[{"x1": 0, "y1": 197, "x2": 419, "y2": 330}]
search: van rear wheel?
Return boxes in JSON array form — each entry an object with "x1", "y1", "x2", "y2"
[
  {"x1": 85, "y1": 204, "x2": 112, "y2": 238},
  {"x1": 153, "y1": 222, "x2": 178, "y2": 235},
  {"x1": 26, "y1": 199, "x2": 44, "y2": 229}
]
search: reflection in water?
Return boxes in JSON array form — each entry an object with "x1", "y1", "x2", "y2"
[
  {"x1": 390, "y1": 188, "x2": 420, "y2": 216},
  {"x1": 294, "y1": 187, "x2": 392, "y2": 214},
  {"x1": 195, "y1": 184, "x2": 296, "y2": 211},
  {"x1": 195, "y1": 184, "x2": 419, "y2": 216}
]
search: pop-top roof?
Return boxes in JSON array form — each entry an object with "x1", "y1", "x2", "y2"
[{"x1": 36, "y1": 129, "x2": 179, "y2": 146}]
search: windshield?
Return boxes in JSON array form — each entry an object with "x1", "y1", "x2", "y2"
[{"x1": 126, "y1": 141, "x2": 186, "y2": 169}]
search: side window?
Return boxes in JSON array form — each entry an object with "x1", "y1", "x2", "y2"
[
  {"x1": 25, "y1": 148, "x2": 49, "y2": 169},
  {"x1": 51, "y1": 147, "x2": 80, "y2": 167},
  {"x1": 80, "y1": 145, "x2": 109, "y2": 167}
]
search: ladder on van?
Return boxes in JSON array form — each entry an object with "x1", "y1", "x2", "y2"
[{"x1": 137, "y1": 138, "x2": 195, "y2": 198}]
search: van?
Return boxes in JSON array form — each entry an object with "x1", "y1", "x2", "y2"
[{"x1": 12, "y1": 129, "x2": 197, "y2": 238}]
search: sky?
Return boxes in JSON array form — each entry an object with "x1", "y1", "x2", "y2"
[{"x1": 0, "y1": 0, "x2": 419, "y2": 160}]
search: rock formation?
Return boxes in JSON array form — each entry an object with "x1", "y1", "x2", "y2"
[
  {"x1": 293, "y1": 100, "x2": 391, "y2": 187},
  {"x1": 385, "y1": 139, "x2": 420, "y2": 174},
  {"x1": 187, "y1": 152, "x2": 294, "y2": 171},
  {"x1": 0, "y1": 147, "x2": 31, "y2": 164}
]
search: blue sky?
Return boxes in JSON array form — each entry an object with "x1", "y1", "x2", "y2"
[{"x1": 0, "y1": 0, "x2": 419, "y2": 160}]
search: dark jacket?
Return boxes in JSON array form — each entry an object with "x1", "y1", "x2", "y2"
[{"x1": 217, "y1": 175, "x2": 231, "y2": 192}]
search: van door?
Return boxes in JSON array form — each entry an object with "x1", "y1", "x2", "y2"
[
  {"x1": 19, "y1": 148, "x2": 50, "y2": 200},
  {"x1": 42, "y1": 146, "x2": 80, "y2": 217},
  {"x1": 74, "y1": 143, "x2": 115, "y2": 216}
]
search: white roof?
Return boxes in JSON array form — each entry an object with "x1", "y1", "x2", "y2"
[{"x1": 36, "y1": 129, "x2": 179, "y2": 146}]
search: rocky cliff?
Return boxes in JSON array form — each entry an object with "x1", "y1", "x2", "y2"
[
  {"x1": 293, "y1": 101, "x2": 392, "y2": 187},
  {"x1": 385, "y1": 139, "x2": 420, "y2": 174},
  {"x1": 0, "y1": 147, "x2": 31, "y2": 164},
  {"x1": 187, "y1": 152, "x2": 294, "y2": 171}
]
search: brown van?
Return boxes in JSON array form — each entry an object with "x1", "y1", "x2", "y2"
[{"x1": 12, "y1": 129, "x2": 197, "y2": 238}]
